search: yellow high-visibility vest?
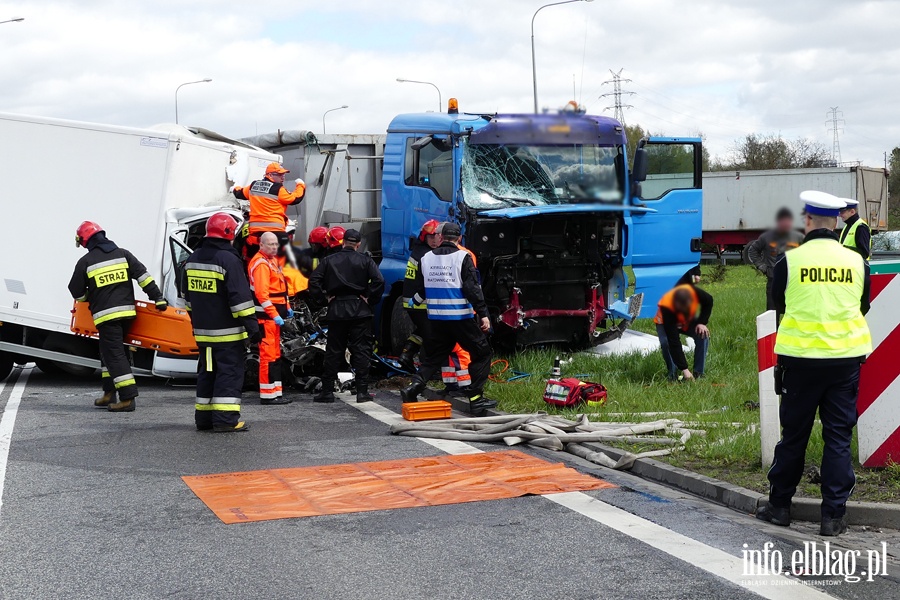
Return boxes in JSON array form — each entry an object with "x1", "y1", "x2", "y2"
[
  {"x1": 774, "y1": 238, "x2": 872, "y2": 359},
  {"x1": 840, "y1": 217, "x2": 871, "y2": 260}
]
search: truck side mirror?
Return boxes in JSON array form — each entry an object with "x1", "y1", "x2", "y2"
[
  {"x1": 411, "y1": 135, "x2": 433, "y2": 151},
  {"x1": 632, "y1": 148, "x2": 648, "y2": 182}
]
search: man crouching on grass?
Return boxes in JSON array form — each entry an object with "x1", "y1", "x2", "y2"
[{"x1": 653, "y1": 270, "x2": 714, "y2": 381}]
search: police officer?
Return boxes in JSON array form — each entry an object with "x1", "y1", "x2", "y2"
[
  {"x1": 232, "y1": 162, "x2": 305, "y2": 259},
  {"x1": 183, "y1": 213, "x2": 261, "y2": 433},
  {"x1": 400, "y1": 223, "x2": 496, "y2": 415},
  {"x1": 68, "y1": 221, "x2": 167, "y2": 412},
  {"x1": 309, "y1": 229, "x2": 385, "y2": 403},
  {"x1": 398, "y1": 219, "x2": 441, "y2": 371},
  {"x1": 838, "y1": 198, "x2": 871, "y2": 261},
  {"x1": 756, "y1": 191, "x2": 872, "y2": 537},
  {"x1": 248, "y1": 231, "x2": 293, "y2": 405}
]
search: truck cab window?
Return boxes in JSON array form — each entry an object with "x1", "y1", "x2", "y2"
[
  {"x1": 639, "y1": 143, "x2": 699, "y2": 200},
  {"x1": 404, "y1": 137, "x2": 453, "y2": 201}
]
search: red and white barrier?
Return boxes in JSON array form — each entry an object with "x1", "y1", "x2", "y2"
[
  {"x1": 857, "y1": 268, "x2": 900, "y2": 467},
  {"x1": 756, "y1": 310, "x2": 779, "y2": 468}
]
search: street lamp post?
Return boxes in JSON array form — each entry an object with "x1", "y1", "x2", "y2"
[
  {"x1": 0, "y1": 17, "x2": 24, "y2": 25},
  {"x1": 174, "y1": 78, "x2": 212, "y2": 124},
  {"x1": 396, "y1": 78, "x2": 442, "y2": 112},
  {"x1": 531, "y1": 0, "x2": 592, "y2": 113},
  {"x1": 322, "y1": 105, "x2": 349, "y2": 134}
]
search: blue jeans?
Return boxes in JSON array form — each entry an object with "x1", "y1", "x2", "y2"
[{"x1": 656, "y1": 323, "x2": 709, "y2": 380}]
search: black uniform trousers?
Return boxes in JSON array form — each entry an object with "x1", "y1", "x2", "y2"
[
  {"x1": 195, "y1": 342, "x2": 246, "y2": 430},
  {"x1": 322, "y1": 317, "x2": 373, "y2": 391},
  {"x1": 97, "y1": 318, "x2": 138, "y2": 400},
  {"x1": 768, "y1": 363, "x2": 860, "y2": 518},
  {"x1": 407, "y1": 308, "x2": 430, "y2": 343},
  {"x1": 765, "y1": 276, "x2": 776, "y2": 312},
  {"x1": 415, "y1": 318, "x2": 492, "y2": 397}
]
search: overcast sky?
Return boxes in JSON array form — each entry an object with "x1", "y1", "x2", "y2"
[{"x1": 1, "y1": 0, "x2": 897, "y2": 166}]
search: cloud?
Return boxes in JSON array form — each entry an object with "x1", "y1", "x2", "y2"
[{"x1": 0, "y1": 0, "x2": 897, "y2": 165}]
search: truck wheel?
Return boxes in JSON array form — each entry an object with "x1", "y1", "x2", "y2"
[
  {"x1": 389, "y1": 298, "x2": 414, "y2": 356},
  {"x1": 42, "y1": 334, "x2": 98, "y2": 378},
  {"x1": 0, "y1": 352, "x2": 13, "y2": 382}
]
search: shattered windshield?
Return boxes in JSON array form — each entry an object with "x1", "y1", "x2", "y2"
[{"x1": 461, "y1": 140, "x2": 624, "y2": 209}]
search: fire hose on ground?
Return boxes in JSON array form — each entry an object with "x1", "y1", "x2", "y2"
[{"x1": 390, "y1": 413, "x2": 705, "y2": 470}]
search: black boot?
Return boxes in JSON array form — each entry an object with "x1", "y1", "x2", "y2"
[
  {"x1": 467, "y1": 393, "x2": 497, "y2": 416},
  {"x1": 356, "y1": 385, "x2": 374, "y2": 403},
  {"x1": 755, "y1": 502, "x2": 791, "y2": 526},
  {"x1": 400, "y1": 378, "x2": 425, "y2": 403},
  {"x1": 314, "y1": 379, "x2": 336, "y2": 403},
  {"x1": 398, "y1": 339, "x2": 420, "y2": 372},
  {"x1": 820, "y1": 515, "x2": 848, "y2": 537}
]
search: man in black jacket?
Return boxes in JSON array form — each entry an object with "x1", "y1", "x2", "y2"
[
  {"x1": 183, "y1": 213, "x2": 262, "y2": 433},
  {"x1": 398, "y1": 219, "x2": 442, "y2": 371},
  {"x1": 653, "y1": 277, "x2": 714, "y2": 382},
  {"x1": 400, "y1": 223, "x2": 496, "y2": 415},
  {"x1": 309, "y1": 229, "x2": 385, "y2": 403},
  {"x1": 68, "y1": 221, "x2": 167, "y2": 412}
]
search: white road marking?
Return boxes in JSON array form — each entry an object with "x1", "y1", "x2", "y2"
[
  {"x1": 343, "y1": 395, "x2": 835, "y2": 600},
  {"x1": 0, "y1": 367, "x2": 30, "y2": 520}
]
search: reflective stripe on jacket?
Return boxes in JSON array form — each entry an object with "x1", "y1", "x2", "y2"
[
  {"x1": 422, "y1": 249, "x2": 474, "y2": 320},
  {"x1": 248, "y1": 254, "x2": 288, "y2": 320},
  {"x1": 774, "y1": 238, "x2": 872, "y2": 359},
  {"x1": 233, "y1": 177, "x2": 305, "y2": 234}
]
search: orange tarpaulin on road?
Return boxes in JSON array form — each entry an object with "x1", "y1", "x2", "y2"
[{"x1": 183, "y1": 450, "x2": 614, "y2": 524}]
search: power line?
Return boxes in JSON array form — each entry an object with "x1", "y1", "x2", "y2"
[
  {"x1": 826, "y1": 106, "x2": 844, "y2": 164},
  {"x1": 599, "y1": 68, "x2": 634, "y2": 126}
]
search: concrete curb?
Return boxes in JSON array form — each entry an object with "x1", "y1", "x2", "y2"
[{"x1": 410, "y1": 390, "x2": 900, "y2": 527}]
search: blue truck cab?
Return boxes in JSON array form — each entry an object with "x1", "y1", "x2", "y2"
[{"x1": 376, "y1": 105, "x2": 703, "y2": 350}]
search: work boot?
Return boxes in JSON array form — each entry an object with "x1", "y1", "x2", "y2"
[
  {"x1": 314, "y1": 380, "x2": 336, "y2": 403},
  {"x1": 398, "y1": 340, "x2": 420, "y2": 372},
  {"x1": 107, "y1": 398, "x2": 135, "y2": 412},
  {"x1": 755, "y1": 502, "x2": 791, "y2": 527},
  {"x1": 467, "y1": 394, "x2": 497, "y2": 416},
  {"x1": 94, "y1": 390, "x2": 115, "y2": 408},
  {"x1": 356, "y1": 386, "x2": 374, "y2": 403},
  {"x1": 213, "y1": 421, "x2": 250, "y2": 433},
  {"x1": 261, "y1": 396, "x2": 292, "y2": 405},
  {"x1": 820, "y1": 516, "x2": 848, "y2": 537},
  {"x1": 400, "y1": 379, "x2": 426, "y2": 403}
]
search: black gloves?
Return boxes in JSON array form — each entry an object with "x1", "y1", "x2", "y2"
[{"x1": 155, "y1": 300, "x2": 168, "y2": 312}]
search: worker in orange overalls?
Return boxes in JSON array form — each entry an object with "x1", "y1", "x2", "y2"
[
  {"x1": 441, "y1": 222, "x2": 478, "y2": 392},
  {"x1": 248, "y1": 232, "x2": 292, "y2": 405},
  {"x1": 233, "y1": 162, "x2": 305, "y2": 259}
]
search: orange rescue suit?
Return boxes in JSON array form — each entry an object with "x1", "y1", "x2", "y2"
[
  {"x1": 653, "y1": 284, "x2": 700, "y2": 331},
  {"x1": 248, "y1": 254, "x2": 289, "y2": 401},
  {"x1": 234, "y1": 177, "x2": 306, "y2": 234}
]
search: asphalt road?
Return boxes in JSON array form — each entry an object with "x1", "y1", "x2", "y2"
[{"x1": 1, "y1": 367, "x2": 899, "y2": 600}]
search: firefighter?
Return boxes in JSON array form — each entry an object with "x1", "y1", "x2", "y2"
[
  {"x1": 296, "y1": 226, "x2": 330, "y2": 278},
  {"x1": 757, "y1": 191, "x2": 872, "y2": 537},
  {"x1": 400, "y1": 223, "x2": 496, "y2": 415},
  {"x1": 838, "y1": 198, "x2": 871, "y2": 261},
  {"x1": 325, "y1": 226, "x2": 346, "y2": 256},
  {"x1": 232, "y1": 162, "x2": 305, "y2": 259},
  {"x1": 183, "y1": 213, "x2": 261, "y2": 432},
  {"x1": 398, "y1": 219, "x2": 441, "y2": 371},
  {"x1": 309, "y1": 229, "x2": 385, "y2": 403},
  {"x1": 654, "y1": 278, "x2": 713, "y2": 381},
  {"x1": 68, "y1": 221, "x2": 167, "y2": 412},
  {"x1": 248, "y1": 231, "x2": 292, "y2": 405}
]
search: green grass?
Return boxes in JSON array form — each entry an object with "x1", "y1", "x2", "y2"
[{"x1": 486, "y1": 265, "x2": 900, "y2": 502}]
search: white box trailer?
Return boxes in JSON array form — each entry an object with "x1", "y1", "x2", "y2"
[
  {"x1": 0, "y1": 112, "x2": 280, "y2": 380},
  {"x1": 701, "y1": 166, "x2": 888, "y2": 249}
]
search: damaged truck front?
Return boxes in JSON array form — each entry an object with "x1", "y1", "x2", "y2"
[{"x1": 378, "y1": 110, "x2": 704, "y2": 350}]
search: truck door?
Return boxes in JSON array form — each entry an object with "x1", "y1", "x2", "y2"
[
  {"x1": 164, "y1": 230, "x2": 192, "y2": 309},
  {"x1": 627, "y1": 137, "x2": 703, "y2": 317}
]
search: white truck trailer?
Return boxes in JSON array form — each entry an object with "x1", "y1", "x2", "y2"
[
  {"x1": 0, "y1": 112, "x2": 279, "y2": 381},
  {"x1": 700, "y1": 166, "x2": 888, "y2": 250}
]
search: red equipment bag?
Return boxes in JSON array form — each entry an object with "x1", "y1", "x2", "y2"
[{"x1": 543, "y1": 378, "x2": 608, "y2": 408}]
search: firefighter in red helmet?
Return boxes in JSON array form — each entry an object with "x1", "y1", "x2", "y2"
[
  {"x1": 296, "y1": 226, "x2": 330, "y2": 278},
  {"x1": 398, "y1": 219, "x2": 441, "y2": 371},
  {"x1": 182, "y1": 212, "x2": 261, "y2": 432},
  {"x1": 68, "y1": 221, "x2": 167, "y2": 412},
  {"x1": 325, "y1": 226, "x2": 346, "y2": 255}
]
